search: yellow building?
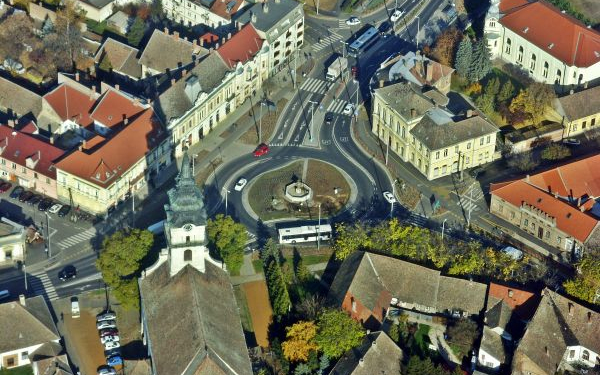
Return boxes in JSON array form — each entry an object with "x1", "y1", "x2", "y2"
[
  {"x1": 554, "y1": 85, "x2": 600, "y2": 138},
  {"x1": 372, "y1": 82, "x2": 498, "y2": 180}
]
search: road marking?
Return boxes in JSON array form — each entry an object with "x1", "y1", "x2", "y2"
[
  {"x1": 55, "y1": 227, "x2": 97, "y2": 250},
  {"x1": 28, "y1": 271, "x2": 59, "y2": 301},
  {"x1": 327, "y1": 99, "x2": 350, "y2": 115},
  {"x1": 312, "y1": 32, "x2": 343, "y2": 52},
  {"x1": 299, "y1": 78, "x2": 329, "y2": 94}
]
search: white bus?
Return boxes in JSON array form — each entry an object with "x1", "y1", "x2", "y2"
[
  {"x1": 347, "y1": 26, "x2": 379, "y2": 57},
  {"x1": 278, "y1": 223, "x2": 333, "y2": 244}
]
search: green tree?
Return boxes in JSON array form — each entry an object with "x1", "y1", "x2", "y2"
[
  {"x1": 99, "y1": 54, "x2": 112, "y2": 72},
  {"x1": 564, "y1": 256, "x2": 600, "y2": 303},
  {"x1": 294, "y1": 363, "x2": 312, "y2": 375},
  {"x1": 282, "y1": 321, "x2": 319, "y2": 362},
  {"x1": 206, "y1": 214, "x2": 247, "y2": 274},
  {"x1": 332, "y1": 222, "x2": 370, "y2": 260},
  {"x1": 541, "y1": 143, "x2": 571, "y2": 161},
  {"x1": 96, "y1": 229, "x2": 154, "y2": 309},
  {"x1": 315, "y1": 309, "x2": 365, "y2": 359},
  {"x1": 484, "y1": 77, "x2": 501, "y2": 97},
  {"x1": 454, "y1": 37, "x2": 472, "y2": 77},
  {"x1": 371, "y1": 219, "x2": 431, "y2": 260},
  {"x1": 447, "y1": 242, "x2": 486, "y2": 275},
  {"x1": 318, "y1": 354, "x2": 329, "y2": 375},
  {"x1": 525, "y1": 82, "x2": 556, "y2": 127},
  {"x1": 497, "y1": 80, "x2": 515, "y2": 103},
  {"x1": 467, "y1": 38, "x2": 492, "y2": 82},
  {"x1": 127, "y1": 16, "x2": 146, "y2": 46},
  {"x1": 475, "y1": 94, "x2": 495, "y2": 115},
  {"x1": 446, "y1": 318, "x2": 480, "y2": 358},
  {"x1": 406, "y1": 356, "x2": 442, "y2": 375},
  {"x1": 265, "y1": 260, "x2": 292, "y2": 316}
]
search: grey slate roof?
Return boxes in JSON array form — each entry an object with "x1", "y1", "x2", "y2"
[
  {"x1": 140, "y1": 262, "x2": 253, "y2": 375},
  {"x1": 328, "y1": 332, "x2": 403, "y2": 375},
  {"x1": 95, "y1": 38, "x2": 141, "y2": 79},
  {"x1": 0, "y1": 296, "x2": 59, "y2": 354},
  {"x1": 328, "y1": 251, "x2": 487, "y2": 316},
  {"x1": 374, "y1": 81, "x2": 435, "y2": 122},
  {"x1": 555, "y1": 85, "x2": 600, "y2": 121},
  {"x1": 234, "y1": 0, "x2": 303, "y2": 39},
  {"x1": 0, "y1": 76, "x2": 43, "y2": 119},
  {"x1": 485, "y1": 299, "x2": 512, "y2": 330},
  {"x1": 410, "y1": 108, "x2": 498, "y2": 151},
  {"x1": 155, "y1": 52, "x2": 231, "y2": 123},
  {"x1": 165, "y1": 154, "x2": 207, "y2": 229},
  {"x1": 480, "y1": 326, "x2": 506, "y2": 363},
  {"x1": 139, "y1": 29, "x2": 208, "y2": 74},
  {"x1": 515, "y1": 289, "x2": 600, "y2": 375}
]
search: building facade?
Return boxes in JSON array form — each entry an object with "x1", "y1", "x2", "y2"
[
  {"x1": 484, "y1": 0, "x2": 600, "y2": 88},
  {"x1": 163, "y1": 0, "x2": 245, "y2": 29},
  {"x1": 372, "y1": 82, "x2": 498, "y2": 180},
  {"x1": 554, "y1": 85, "x2": 600, "y2": 137}
]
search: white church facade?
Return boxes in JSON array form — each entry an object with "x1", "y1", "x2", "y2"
[{"x1": 484, "y1": 0, "x2": 600, "y2": 88}]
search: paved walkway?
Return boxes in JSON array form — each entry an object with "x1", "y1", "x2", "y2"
[{"x1": 429, "y1": 327, "x2": 461, "y2": 365}]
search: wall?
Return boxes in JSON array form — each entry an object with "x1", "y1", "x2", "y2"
[
  {"x1": 0, "y1": 160, "x2": 57, "y2": 199},
  {"x1": 76, "y1": 0, "x2": 113, "y2": 22},
  {"x1": 478, "y1": 348, "x2": 502, "y2": 369},
  {"x1": 0, "y1": 343, "x2": 44, "y2": 369}
]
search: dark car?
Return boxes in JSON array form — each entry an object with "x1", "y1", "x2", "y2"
[
  {"x1": 58, "y1": 204, "x2": 71, "y2": 217},
  {"x1": 99, "y1": 328, "x2": 119, "y2": 337},
  {"x1": 18, "y1": 191, "x2": 34, "y2": 202},
  {"x1": 28, "y1": 194, "x2": 42, "y2": 205},
  {"x1": 58, "y1": 265, "x2": 77, "y2": 281},
  {"x1": 378, "y1": 21, "x2": 392, "y2": 34},
  {"x1": 324, "y1": 112, "x2": 334, "y2": 124},
  {"x1": 0, "y1": 182, "x2": 12, "y2": 193},
  {"x1": 351, "y1": 65, "x2": 358, "y2": 78},
  {"x1": 9, "y1": 186, "x2": 23, "y2": 199},
  {"x1": 104, "y1": 348, "x2": 121, "y2": 359},
  {"x1": 38, "y1": 198, "x2": 53, "y2": 211},
  {"x1": 469, "y1": 167, "x2": 486, "y2": 179}
]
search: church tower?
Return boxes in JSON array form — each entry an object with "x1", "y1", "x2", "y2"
[
  {"x1": 484, "y1": 0, "x2": 503, "y2": 58},
  {"x1": 164, "y1": 154, "x2": 209, "y2": 276}
]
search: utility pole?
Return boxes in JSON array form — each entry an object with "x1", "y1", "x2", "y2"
[
  {"x1": 416, "y1": 16, "x2": 420, "y2": 49},
  {"x1": 45, "y1": 213, "x2": 51, "y2": 258},
  {"x1": 308, "y1": 100, "x2": 318, "y2": 141},
  {"x1": 317, "y1": 204, "x2": 321, "y2": 250},
  {"x1": 441, "y1": 218, "x2": 448, "y2": 240},
  {"x1": 386, "y1": 135, "x2": 390, "y2": 165},
  {"x1": 223, "y1": 188, "x2": 230, "y2": 216},
  {"x1": 23, "y1": 262, "x2": 27, "y2": 291},
  {"x1": 259, "y1": 101, "x2": 267, "y2": 143},
  {"x1": 132, "y1": 191, "x2": 135, "y2": 227}
]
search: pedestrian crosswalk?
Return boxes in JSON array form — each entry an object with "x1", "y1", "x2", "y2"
[
  {"x1": 327, "y1": 99, "x2": 351, "y2": 115},
  {"x1": 299, "y1": 78, "x2": 330, "y2": 94},
  {"x1": 337, "y1": 20, "x2": 350, "y2": 29},
  {"x1": 28, "y1": 271, "x2": 58, "y2": 301},
  {"x1": 312, "y1": 32, "x2": 343, "y2": 52},
  {"x1": 456, "y1": 184, "x2": 485, "y2": 213},
  {"x1": 56, "y1": 227, "x2": 97, "y2": 250},
  {"x1": 405, "y1": 212, "x2": 428, "y2": 227}
]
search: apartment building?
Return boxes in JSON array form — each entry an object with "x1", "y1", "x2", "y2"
[
  {"x1": 484, "y1": 0, "x2": 600, "y2": 87},
  {"x1": 554, "y1": 85, "x2": 600, "y2": 137},
  {"x1": 162, "y1": 0, "x2": 245, "y2": 29},
  {"x1": 372, "y1": 82, "x2": 498, "y2": 180}
]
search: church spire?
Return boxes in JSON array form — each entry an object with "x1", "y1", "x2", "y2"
[{"x1": 179, "y1": 153, "x2": 192, "y2": 181}]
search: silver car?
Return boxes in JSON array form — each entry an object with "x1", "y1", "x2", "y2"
[
  {"x1": 97, "y1": 320, "x2": 117, "y2": 330},
  {"x1": 97, "y1": 312, "x2": 117, "y2": 322}
]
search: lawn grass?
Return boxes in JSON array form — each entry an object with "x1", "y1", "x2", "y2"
[
  {"x1": 233, "y1": 285, "x2": 254, "y2": 333},
  {"x1": 0, "y1": 366, "x2": 34, "y2": 375}
]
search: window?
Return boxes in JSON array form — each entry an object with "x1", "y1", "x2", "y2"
[
  {"x1": 46, "y1": 178, "x2": 50, "y2": 184},
  {"x1": 21, "y1": 167, "x2": 26, "y2": 173},
  {"x1": 524, "y1": 219, "x2": 529, "y2": 226},
  {"x1": 592, "y1": 118, "x2": 596, "y2": 126},
  {"x1": 0, "y1": 159, "x2": 4, "y2": 165},
  {"x1": 11, "y1": 162, "x2": 16, "y2": 170},
  {"x1": 573, "y1": 124, "x2": 578, "y2": 132},
  {"x1": 184, "y1": 249, "x2": 192, "y2": 262},
  {"x1": 529, "y1": 54, "x2": 536, "y2": 71},
  {"x1": 505, "y1": 38, "x2": 512, "y2": 54},
  {"x1": 186, "y1": 236, "x2": 190, "y2": 243},
  {"x1": 555, "y1": 69, "x2": 562, "y2": 84},
  {"x1": 510, "y1": 211, "x2": 515, "y2": 219},
  {"x1": 498, "y1": 205, "x2": 503, "y2": 213},
  {"x1": 583, "y1": 350, "x2": 590, "y2": 361},
  {"x1": 6, "y1": 357, "x2": 14, "y2": 367},
  {"x1": 34, "y1": 172, "x2": 38, "y2": 179},
  {"x1": 517, "y1": 46, "x2": 524, "y2": 63},
  {"x1": 433, "y1": 167, "x2": 439, "y2": 177},
  {"x1": 454, "y1": 145, "x2": 459, "y2": 154},
  {"x1": 583, "y1": 120, "x2": 587, "y2": 129},
  {"x1": 546, "y1": 231, "x2": 550, "y2": 239},
  {"x1": 557, "y1": 236, "x2": 561, "y2": 244},
  {"x1": 443, "y1": 149, "x2": 448, "y2": 157},
  {"x1": 489, "y1": 20, "x2": 495, "y2": 27},
  {"x1": 21, "y1": 351, "x2": 28, "y2": 360},
  {"x1": 486, "y1": 135, "x2": 491, "y2": 144},
  {"x1": 543, "y1": 61, "x2": 549, "y2": 78},
  {"x1": 436, "y1": 151, "x2": 440, "y2": 160},
  {"x1": 480, "y1": 137, "x2": 484, "y2": 146},
  {"x1": 442, "y1": 165, "x2": 447, "y2": 174},
  {"x1": 467, "y1": 142, "x2": 471, "y2": 150},
  {"x1": 466, "y1": 156, "x2": 470, "y2": 164}
]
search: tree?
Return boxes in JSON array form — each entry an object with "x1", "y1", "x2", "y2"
[
  {"x1": 127, "y1": 16, "x2": 146, "y2": 46},
  {"x1": 262, "y1": 240, "x2": 292, "y2": 316},
  {"x1": 454, "y1": 37, "x2": 472, "y2": 78},
  {"x1": 447, "y1": 242, "x2": 486, "y2": 275},
  {"x1": 296, "y1": 294, "x2": 325, "y2": 320},
  {"x1": 507, "y1": 151, "x2": 540, "y2": 172},
  {"x1": 430, "y1": 27, "x2": 462, "y2": 66},
  {"x1": 293, "y1": 248, "x2": 311, "y2": 282},
  {"x1": 371, "y1": 219, "x2": 431, "y2": 260},
  {"x1": 406, "y1": 356, "x2": 443, "y2": 375},
  {"x1": 315, "y1": 310, "x2": 365, "y2": 359},
  {"x1": 282, "y1": 321, "x2": 319, "y2": 362},
  {"x1": 52, "y1": 0, "x2": 87, "y2": 71},
  {"x1": 484, "y1": 77, "x2": 501, "y2": 97},
  {"x1": 541, "y1": 143, "x2": 571, "y2": 161},
  {"x1": 41, "y1": 17, "x2": 54, "y2": 36},
  {"x1": 475, "y1": 94, "x2": 495, "y2": 115},
  {"x1": 0, "y1": 14, "x2": 36, "y2": 60},
  {"x1": 563, "y1": 256, "x2": 600, "y2": 303},
  {"x1": 294, "y1": 364, "x2": 312, "y2": 375},
  {"x1": 317, "y1": 354, "x2": 329, "y2": 375},
  {"x1": 467, "y1": 38, "x2": 492, "y2": 82},
  {"x1": 446, "y1": 319, "x2": 479, "y2": 358},
  {"x1": 206, "y1": 214, "x2": 247, "y2": 274},
  {"x1": 96, "y1": 229, "x2": 154, "y2": 309},
  {"x1": 525, "y1": 83, "x2": 556, "y2": 126},
  {"x1": 497, "y1": 80, "x2": 515, "y2": 103},
  {"x1": 332, "y1": 222, "x2": 370, "y2": 260}
]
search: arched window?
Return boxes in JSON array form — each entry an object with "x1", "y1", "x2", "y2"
[
  {"x1": 582, "y1": 350, "x2": 590, "y2": 361},
  {"x1": 184, "y1": 249, "x2": 192, "y2": 262},
  {"x1": 505, "y1": 38, "x2": 511, "y2": 54},
  {"x1": 529, "y1": 54, "x2": 536, "y2": 71},
  {"x1": 517, "y1": 46, "x2": 523, "y2": 63},
  {"x1": 543, "y1": 62, "x2": 549, "y2": 78},
  {"x1": 555, "y1": 69, "x2": 562, "y2": 85}
]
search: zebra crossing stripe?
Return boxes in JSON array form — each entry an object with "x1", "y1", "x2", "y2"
[
  {"x1": 327, "y1": 99, "x2": 348, "y2": 114},
  {"x1": 56, "y1": 227, "x2": 96, "y2": 249},
  {"x1": 312, "y1": 34, "x2": 342, "y2": 52},
  {"x1": 300, "y1": 78, "x2": 329, "y2": 94},
  {"x1": 29, "y1": 272, "x2": 59, "y2": 300}
]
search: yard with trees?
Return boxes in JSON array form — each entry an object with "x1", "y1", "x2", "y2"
[{"x1": 206, "y1": 214, "x2": 247, "y2": 275}]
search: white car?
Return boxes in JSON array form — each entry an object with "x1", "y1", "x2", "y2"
[
  {"x1": 390, "y1": 9, "x2": 404, "y2": 22},
  {"x1": 97, "y1": 367, "x2": 117, "y2": 375},
  {"x1": 104, "y1": 341, "x2": 121, "y2": 350},
  {"x1": 234, "y1": 178, "x2": 248, "y2": 191},
  {"x1": 562, "y1": 138, "x2": 580, "y2": 146},
  {"x1": 345, "y1": 17, "x2": 361, "y2": 26},
  {"x1": 382, "y1": 191, "x2": 396, "y2": 204},
  {"x1": 100, "y1": 335, "x2": 120, "y2": 344},
  {"x1": 342, "y1": 103, "x2": 355, "y2": 116},
  {"x1": 48, "y1": 204, "x2": 63, "y2": 214},
  {"x1": 97, "y1": 320, "x2": 117, "y2": 330}
]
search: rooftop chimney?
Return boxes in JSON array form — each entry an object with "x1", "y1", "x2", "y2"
[
  {"x1": 570, "y1": 89, "x2": 574, "y2": 95},
  {"x1": 410, "y1": 108, "x2": 416, "y2": 118},
  {"x1": 174, "y1": 31, "x2": 179, "y2": 40},
  {"x1": 75, "y1": 72, "x2": 80, "y2": 81},
  {"x1": 508, "y1": 289, "x2": 514, "y2": 298},
  {"x1": 379, "y1": 79, "x2": 384, "y2": 88},
  {"x1": 227, "y1": 32, "x2": 232, "y2": 40},
  {"x1": 164, "y1": 27, "x2": 169, "y2": 34},
  {"x1": 359, "y1": 358, "x2": 364, "y2": 366},
  {"x1": 425, "y1": 62, "x2": 433, "y2": 81},
  {"x1": 182, "y1": 69, "x2": 187, "y2": 76},
  {"x1": 90, "y1": 85, "x2": 96, "y2": 99},
  {"x1": 238, "y1": 21, "x2": 242, "y2": 30},
  {"x1": 216, "y1": 42, "x2": 220, "y2": 49},
  {"x1": 584, "y1": 81, "x2": 588, "y2": 89},
  {"x1": 171, "y1": 78, "x2": 176, "y2": 86},
  {"x1": 123, "y1": 117, "x2": 129, "y2": 125},
  {"x1": 184, "y1": 36, "x2": 188, "y2": 41},
  {"x1": 251, "y1": 11, "x2": 257, "y2": 23},
  {"x1": 263, "y1": 1, "x2": 269, "y2": 12},
  {"x1": 193, "y1": 39, "x2": 197, "y2": 46},
  {"x1": 115, "y1": 84, "x2": 120, "y2": 91},
  {"x1": 7, "y1": 119, "x2": 15, "y2": 128},
  {"x1": 467, "y1": 109, "x2": 473, "y2": 118},
  {"x1": 200, "y1": 38, "x2": 205, "y2": 47},
  {"x1": 19, "y1": 294, "x2": 26, "y2": 306}
]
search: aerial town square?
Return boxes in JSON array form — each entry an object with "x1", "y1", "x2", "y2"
[{"x1": 0, "y1": 0, "x2": 599, "y2": 373}]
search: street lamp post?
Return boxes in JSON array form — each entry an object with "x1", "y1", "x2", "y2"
[
  {"x1": 45, "y1": 213, "x2": 51, "y2": 258},
  {"x1": 23, "y1": 262, "x2": 27, "y2": 291},
  {"x1": 308, "y1": 100, "x2": 318, "y2": 141},
  {"x1": 390, "y1": 179, "x2": 400, "y2": 217},
  {"x1": 467, "y1": 188, "x2": 473, "y2": 228},
  {"x1": 416, "y1": 16, "x2": 420, "y2": 49},
  {"x1": 223, "y1": 188, "x2": 230, "y2": 216},
  {"x1": 317, "y1": 204, "x2": 321, "y2": 250},
  {"x1": 259, "y1": 101, "x2": 267, "y2": 143},
  {"x1": 441, "y1": 218, "x2": 448, "y2": 241}
]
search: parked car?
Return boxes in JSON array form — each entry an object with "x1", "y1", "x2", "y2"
[
  {"x1": 104, "y1": 341, "x2": 121, "y2": 350},
  {"x1": 58, "y1": 205, "x2": 71, "y2": 217},
  {"x1": 104, "y1": 348, "x2": 121, "y2": 359},
  {"x1": 99, "y1": 328, "x2": 119, "y2": 337},
  {"x1": 71, "y1": 297, "x2": 80, "y2": 319},
  {"x1": 97, "y1": 366, "x2": 117, "y2": 375},
  {"x1": 38, "y1": 198, "x2": 53, "y2": 211},
  {"x1": 342, "y1": 103, "x2": 355, "y2": 116},
  {"x1": 378, "y1": 21, "x2": 392, "y2": 34},
  {"x1": 97, "y1": 312, "x2": 117, "y2": 322},
  {"x1": 345, "y1": 16, "x2": 360, "y2": 26},
  {"x1": 324, "y1": 112, "x2": 334, "y2": 124},
  {"x1": 0, "y1": 290, "x2": 10, "y2": 301},
  {"x1": 58, "y1": 265, "x2": 77, "y2": 281},
  {"x1": 0, "y1": 182, "x2": 12, "y2": 193},
  {"x1": 253, "y1": 143, "x2": 270, "y2": 157},
  {"x1": 469, "y1": 167, "x2": 485, "y2": 179},
  {"x1": 390, "y1": 8, "x2": 404, "y2": 22},
  {"x1": 351, "y1": 65, "x2": 358, "y2": 78},
  {"x1": 382, "y1": 191, "x2": 396, "y2": 204},
  {"x1": 28, "y1": 194, "x2": 42, "y2": 205},
  {"x1": 97, "y1": 320, "x2": 117, "y2": 330},
  {"x1": 18, "y1": 191, "x2": 34, "y2": 202},
  {"x1": 562, "y1": 138, "x2": 581, "y2": 146},
  {"x1": 107, "y1": 355, "x2": 123, "y2": 367},
  {"x1": 100, "y1": 335, "x2": 120, "y2": 344},
  {"x1": 234, "y1": 178, "x2": 248, "y2": 191},
  {"x1": 48, "y1": 204, "x2": 63, "y2": 214},
  {"x1": 9, "y1": 186, "x2": 23, "y2": 199}
]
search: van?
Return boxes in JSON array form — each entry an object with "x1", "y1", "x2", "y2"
[
  {"x1": 71, "y1": 297, "x2": 80, "y2": 318},
  {"x1": 0, "y1": 290, "x2": 10, "y2": 301}
]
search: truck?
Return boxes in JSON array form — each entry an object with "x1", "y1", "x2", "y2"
[{"x1": 326, "y1": 57, "x2": 348, "y2": 81}]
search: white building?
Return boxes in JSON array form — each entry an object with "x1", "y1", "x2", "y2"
[
  {"x1": 484, "y1": 0, "x2": 600, "y2": 88},
  {"x1": 163, "y1": 0, "x2": 245, "y2": 29}
]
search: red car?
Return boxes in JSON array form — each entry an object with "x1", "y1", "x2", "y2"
[
  {"x1": 351, "y1": 65, "x2": 358, "y2": 78},
  {"x1": 0, "y1": 182, "x2": 11, "y2": 193},
  {"x1": 99, "y1": 328, "x2": 119, "y2": 337},
  {"x1": 253, "y1": 143, "x2": 270, "y2": 157}
]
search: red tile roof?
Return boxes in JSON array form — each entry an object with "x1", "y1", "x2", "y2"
[
  {"x1": 43, "y1": 84, "x2": 96, "y2": 128},
  {"x1": 492, "y1": 179, "x2": 598, "y2": 242},
  {"x1": 56, "y1": 109, "x2": 166, "y2": 188},
  {"x1": 499, "y1": 0, "x2": 600, "y2": 67},
  {"x1": 217, "y1": 24, "x2": 264, "y2": 69},
  {"x1": 488, "y1": 283, "x2": 539, "y2": 321},
  {"x1": 0, "y1": 125, "x2": 65, "y2": 179},
  {"x1": 90, "y1": 90, "x2": 146, "y2": 129},
  {"x1": 527, "y1": 154, "x2": 600, "y2": 198}
]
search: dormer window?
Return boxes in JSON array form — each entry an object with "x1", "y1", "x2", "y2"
[
  {"x1": 523, "y1": 27, "x2": 529, "y2": 33},
  {"x1": 548, "y1": 43, "x2": 554, "y2": 49}
]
